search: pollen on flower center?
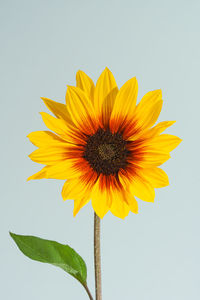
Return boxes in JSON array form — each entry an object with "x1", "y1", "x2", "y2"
[
  {"x1": 98, "y1": 144, "x2": 116, "y2": 160},
  {"x1": 83, "y1": 128, "x2": 129, "y2": 175}
]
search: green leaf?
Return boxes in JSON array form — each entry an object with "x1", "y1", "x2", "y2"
[{"x1": 10, "y1": 232, "x2": 87, "y2": 284}]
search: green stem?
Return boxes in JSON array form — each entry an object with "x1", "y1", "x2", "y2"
[
  {"x1": 83, "y1": 283, "x2": 94, "y2": 300},
  {"x1": 94, "y1": 213, "x2": 102, "y2": 300}
]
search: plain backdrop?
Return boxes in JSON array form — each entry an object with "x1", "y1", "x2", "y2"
[{"x1": 1, "y1": 0, "x2": 199, "y2": 299}]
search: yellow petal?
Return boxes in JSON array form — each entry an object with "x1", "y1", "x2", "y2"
[
  {"x1": 91, "y1": 180, "x2": 110, "y2": 219},
  {"x1": 94, "y1": 68, "x2": 118, "y2": 121},
  {"x1": 27, "y1": 166, "x2": 49, "y2": 181},
  {"x1": 27, "y1": 131, "x2": 67, "y2": 147},
  {"x1": 129, "y1": 176, "x2": 155, "y2": 202},
  {"x1": 76, "y1": 70, "x2": 95, "y2": 101},
  {"x1": 143, "y1": 121, "x2": 176, "y2": 139},
  {"x1": 138, "y1": 150, "x2": 171, "y2": 167},
  {"x1": 137, "y1": 89, "x2": 162, "y2": 109},
  {"x1": 149, "y1": 134, "x2": 182, "y2": 152},
  {"x1": 66, "y1": 86, "x2": 98, "y2": 135},
  {"x1": 41, "y1": 97, "x2": 73, "y2": 124},
  {"x1": 140, "y1": 167, "x2": 169, "y2": 188},
  {"x1": 40, "y1": 112, "x2": 69, "y2": 137},
  {"x1": 110, "y1": 190, "x2": 130, "y2": 219},
  {"x1": 110, "y1": 77, "x2": 138, "y2": 132},
  {"x1": 73, "y1": 198, "x2": 90, "y2": 216},
  {"x1": 101, "y1": 88, "x2": 118, "y2": 127},
  {"x1": 134, "y1": 90, "x2": 163, "y2": 131},
  {"x1": 29, "y1": 147, "x2": 68, "y2": 165},
  {"x1": 92, "y1": 195, "x2": 109, "y2": 219},
  {"x1": 128, "y1": 196, "x2": 139, "y2": 214},
  {"x1": 40, "y1": 112, "x2": 82, "y2": 145},
  {"x1": 62, "y1": 178, "x2": 89, "y2": 201},
  {"x1": 46, "y1": 159, "x2": 82, "y2": 180}
]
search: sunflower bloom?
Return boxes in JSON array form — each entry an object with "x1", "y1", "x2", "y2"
[{"x1": 28, "y1": 68, "x2": 182, "y2": 219}]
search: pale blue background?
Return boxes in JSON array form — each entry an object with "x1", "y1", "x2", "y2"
[{"x1": 1, "y1": 0, "x2": 199, "y2": 299}]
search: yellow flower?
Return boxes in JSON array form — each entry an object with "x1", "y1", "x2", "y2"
[{"x1": 28, "y1": 68, "x2": 182, "y2": 219}]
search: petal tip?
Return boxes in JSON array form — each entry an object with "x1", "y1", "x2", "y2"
[
  {"x1": 105, "y1": 66, "x2": 110, "y2": 71},
  {"x1": 94, "y1": 209, "x2": 106, "y2": 219},
  {"x1": 66, "y1": 85, "x2": 77, "y2": 96},
  {"x1": 156, "y1": 89, "x2": 162, "y2": 97},
  {"x1": 103, "y1": 67, "x2": 113, "y2": 76},
  {"x1": 73, "y1": 210, "x2": 78, "y2": 217}
]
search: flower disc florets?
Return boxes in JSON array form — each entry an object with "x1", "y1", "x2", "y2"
[{"x1": 83, "y1": 128, "x2": 129, "y2": 175}]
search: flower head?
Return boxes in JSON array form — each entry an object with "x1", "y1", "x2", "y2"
[{"x1": 28, "y1": 68, "x2": 182, "y2": 219}]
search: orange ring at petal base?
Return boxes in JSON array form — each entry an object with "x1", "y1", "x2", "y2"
[{"x1": 27, "y1": 68, "x2": 182, "y2": 219}]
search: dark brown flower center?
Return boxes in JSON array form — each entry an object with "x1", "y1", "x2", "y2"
[
  {"x1": 98, "y1": 143, "x2": 116, "y2": 160},
  {"x1": 83, "y1": 128, "x2": 129, "y2": 175}
]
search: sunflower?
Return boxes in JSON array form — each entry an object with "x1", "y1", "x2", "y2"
[{"x1": 28, "y1": 68, "x2": 181, "y2": 219}]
